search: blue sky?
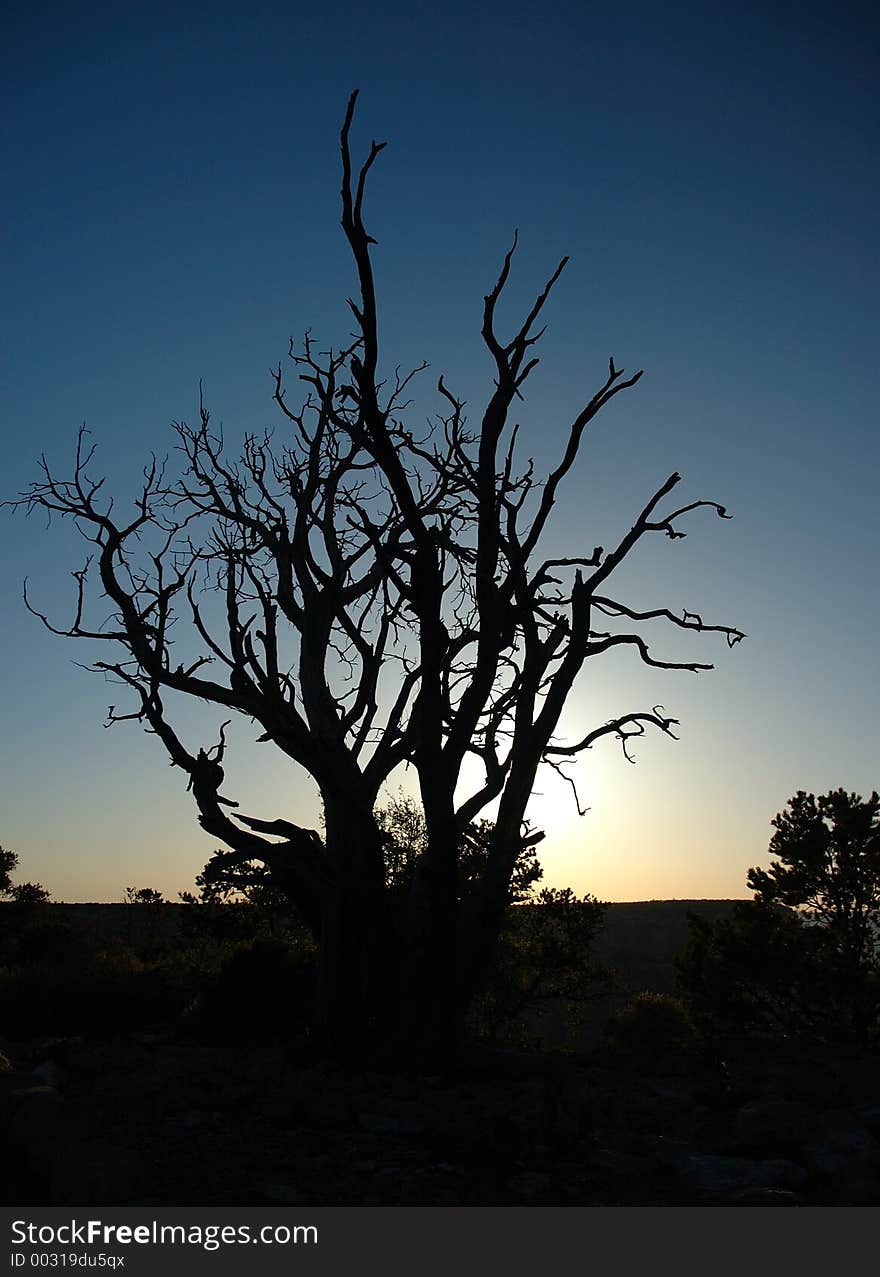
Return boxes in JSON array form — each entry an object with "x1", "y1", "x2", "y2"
[{"x1": 2, "y1": 0, "x2": 877, "y2": 902}]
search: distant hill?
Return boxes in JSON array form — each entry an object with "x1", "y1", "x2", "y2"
[
  {"x1": 17, "y1": 897, "x2": 745, "y2": 992},
  {"x1": 2, "y1": 898, "x2": 745, "y2": 1051},
  {"x1": 547, "y1": 898, "x2": 745, "y2": 1050},
  {"x1": 595, "y1": 899, "x2": 744, "y2": 994}
]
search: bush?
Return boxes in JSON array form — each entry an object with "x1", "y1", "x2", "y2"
[
  {"x1": 182, "y1": 936, "x2": 317, "y2": 1043},
  {"x1": 747, "y1": 788, "x2": 880, "y2": 1042},
  {"x1": 674, "y1": 900, "x2": 872, "y2": 1044},
  {"x1": 467, "y1": 888, "x2": 614, "y2": 1048},
  {"x1": 605, "y1": 992, "x2": 698, "y2": 1055},
  {"x1": 0, "y1": 908, "x2": 85, "y2": 968},
  {"x1": 0, "y1": 947, "x2": 183, "y2": 1038},
  {"x1": 178, "y1": 896, "x2": 305, "y2": 945}
]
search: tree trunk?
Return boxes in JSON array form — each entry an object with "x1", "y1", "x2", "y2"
[
  {"x1": 314, "y1": 808, "x2": 471, "y2": 1061},
  {"x1": 315, "y1": 881, "x2": 392, "y2": 1056},
  {"x1": 315, "y1": 892, "x2": 470, "y2": 1061},
  {"x1": 314, "y1": 803, "x2": 391, "y2": 1057}
]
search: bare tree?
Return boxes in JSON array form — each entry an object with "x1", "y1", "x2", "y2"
[{"x1": 7, "y1": 93, "x2": 744, "y2": 1056}]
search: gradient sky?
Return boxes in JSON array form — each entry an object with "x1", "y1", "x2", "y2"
[{"x1": 2, "y1": 0, "x2": 877, "y2": 903}]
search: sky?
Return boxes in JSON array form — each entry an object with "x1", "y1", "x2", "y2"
[{"x1": 1, "y1": 0, "x2": 877, "y2": 903}]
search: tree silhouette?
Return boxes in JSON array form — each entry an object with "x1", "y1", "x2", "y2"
[
  {"x1": 124, "y1": 886, "x2": 165, "y2": 906},
  {"x1": 748, "y1": 788, "x2": 880, "y2": 1038},
  {"x1": 8, "y1": 92, "x2": 743, "y2": 1056},
  {"x1": 0, "y1": 845, "x2": 17, "y2": 897},
  {"x1": 677, "y1": 790, "x2": 880, "y2": 1044},
  {"x1": 749, "y1": 789, "x2": 880, "y2": 951},
  {"x1": 0, "y1": 843, "x2": 50, "y2": 906},
  {"x1": 676, "y1": 899, "x2": 835, "y2": 1040}
]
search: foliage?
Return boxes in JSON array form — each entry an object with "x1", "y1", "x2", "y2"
[
  {"x1": 0, "y1": 852, "x2": 316, "y2": 1040},
  {"x1": 0, "y1": 943, "x2": 182, "y2": 1038},
  {"x1": 749, "y1": 789, "x2": 880, "y2": 965},
  {"x1": 675, "y1": 791, "x2": 880, "y2": 1045},
  {"x1": 178, "y1": 895, "x2": 272, "y2": 944},
  {"x1": 188, "y1": 794, "x2": 543, "y2": 925},
  {"x1": 468, "y1": 887, "x2": 612, "y2": 1046},
  {"x1": 179, "y1": 859, "x2": 313, "y2": 947},
  {"x1": 677, "y1": 903, "x2": 879, "y2": 1046},
  {"x1": 376, "y1": 793, "x2": 543, "y2": 904},
  {"x1": 0, "y1": 904, "x2": 310, "y2": 1042},
  {"x1": 0, "y1": 843, "x2": 51, "y2": 906},
  {"x1": 181, "y1": 823, "x2": 607, "y2": 1048},
  {"x1": 0, "y1": 845, "x2": 17, "y2": 896},
  {"x1": 7, "y1": 882, "x2": 52, "y2": 907},
  {"x1": 0, "y1": 909, "x2": 78, "y2": 969},
  {"x1": 182, "y1": 859, "x2": 291, "y2": 910},
  {"x1": 124, "y1": 886, "x2": 165, "y2": 906},
  {"x1": 749, "y1": 789, "x2": 880, "y2": 1041},
  {"x1": 120, "y1": 885, "x2": 171, "y2": 953},
  {"x1": 182, "y1": 936, "x2": 317, "y2": 1044},
  {"x1": 678, "y1": 901, "x2": 819, "y2": 1038},
  {"x1": 605, "y1": 991, "x2": 698, "y2": 1055}
]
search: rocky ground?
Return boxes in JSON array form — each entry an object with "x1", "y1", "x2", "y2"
[{"x1": 3, "y1": 1031, "x2": 880, "y2": 1206}]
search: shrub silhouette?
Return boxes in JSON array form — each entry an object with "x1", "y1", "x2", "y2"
[
  {"x1": 0, "y1": 842, "x2": 51, "y2": 907},
  {"x1": 680, "y1": 788, "x2": 880, "y2": 1045},
  {"x1": 675, "y1": 900, "x2": 823, "y2": 1039},
  {"x1": 467, "y1": 888, "x2": 612, "y2": 1047},
  {"x1": 0, "y1": 947, "x2": 179, "y2": 1038},
  {"x1": 0, "y1": 845, "x2": 18, "y2": 895},
  {"x1": 605, "y1": 991, "x2": 697, "y2": 1055},
  {"x1": 184, "y1": 936, "x2": 317, "y2": 1043},
  {"x1": 747, "y1": 788, "x2": 880, "y2": 1041},
  {"x1": 677, "y1": 896, "x2": 880, "y2": 1045}
]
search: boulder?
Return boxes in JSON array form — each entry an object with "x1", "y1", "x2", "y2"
[
  {"x1": 815, "y1": 1108, "x2": 878, "y2": 1155},
  {"x1": 727, "y1": 1187, "x2": 801, "y2": 1206},
  {"x1": 47, "y1": 1139, "x2": 146, "y2": 1205},
  {"x1": 681, "y1": 1153, "x2": 806, "y2": 1196},
  {"x1": 357, "y1": 1112, "x2": 401, "y2": 1136},
  {"x1": 32, "y1": 1059, "x2": 67, "y2": 1089},
  {"x1": 731, "y1": 1097, "x2": 818, "y2": 1155}
]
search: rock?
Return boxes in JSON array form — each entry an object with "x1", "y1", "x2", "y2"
[
  {"x1": 835, "y1": 1176, "x2": 880, "y2": 1206},
  {"x1": 505, "y1": 1170, "x2": 552, "y2": 1199},
  {"x1": 727, "y1": 1187, "x2": 801, "y2": 1206},
  {"x1": 857, "y1": 1104, "x2": 880, "y2": 1138},
  {"x1": 643, "y1": 1136, "x2": 693, "y2": 1168},
  {"x1": 799, "y1": 1109, "x2": 878, "y2": 1187},
  {"x1": 3, "y1": 1029, "x2": 878, "y2": 1205},
  {"x1": 588, "y1": 1147, "x2": 657, "y2": 1180},
  {"x1": 648, "y1": 1076, "x2": 695, "y2": 1103},
  {"x1": 806, "y1": 1149, "x2": 851, "y2": 1179},
  {"x1": 6, "y1": 1084, "x2": 64, "y2": 1137},
  {"x1": 2, "y1": 1085, "x2": 65, "y2": 1179},
  {"x1": 827, "y1": 1054, "x2": 880, "y2": 1107},
  {"x1": 262, "y1": 1183, "x2": 304, "y2": 1203},
  {"x1": 358, "y1": 1112, "x2": 401, "y2": 1136},
  {"x1": 32, "y1": 1059, "x2": 67, "y2": 1089},
  {"x1": 681, "y1": 1153, "x2": 806, "y2": 1195},
  {"x1": 0, "y1": 1070, "x2": 41, "y2": 1099},
  {"x1": 816, "y1": 1109, "x2": 877, "y2": 1155},
  {"x1": 24, "y1": 1037, "x2": 85, "y2": 1071},
  {"x1": 47, "y1": 1139, "x2": 146, "y2": 1205},
  {"x1": 722, "y1": 1041, "x2": 843, "y2": 1108},
  {"x1": 731, "y1": 1097, "x2": 818, "y2": 1154},
  {"x1": 180, "y1": 1110, "x2": 211, "y2": 1128}
]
